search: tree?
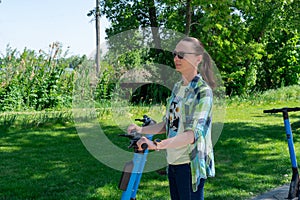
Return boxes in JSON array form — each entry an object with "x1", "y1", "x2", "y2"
[
  {"x1": 95, "y1": 0, "x2": 100, "y2": 75},
  {"x1": 100, "y1": 0, "x2": 299, "y2": 97},
  {"x1": 185, "y1": 0, "x2": 192, "y2": 35},
  {"x1": 238, "y1": 0, "x2": 300, "y2": 91},
  {"x1": 87, "y1": 0, "x2": 101, "y2": 75}
]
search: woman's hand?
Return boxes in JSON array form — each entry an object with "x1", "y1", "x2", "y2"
[{"x1": 136, "y1": 136, "x2": 156, "y2": 151}]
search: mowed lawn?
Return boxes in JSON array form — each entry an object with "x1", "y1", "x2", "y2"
[{"x1": 0, "y1": 101, "x2": 300, "y2": 200}]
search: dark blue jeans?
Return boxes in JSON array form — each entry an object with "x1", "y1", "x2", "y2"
[{"x1": 168, "y1": 164, "x2": 206, "y2": 200}]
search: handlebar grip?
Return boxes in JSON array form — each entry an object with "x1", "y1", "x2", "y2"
[
  {"x1": 118, "y1": 134, "x2": 133, "y2": 139},
  {"x1": 141, "y1": 143, "x2": 148, "y2": 150},
  {"x1": 289, "y1": 107, "x2": 300, "y2": 112}
]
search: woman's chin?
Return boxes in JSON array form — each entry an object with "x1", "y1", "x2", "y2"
[{"x1": 175, "y1": 67, "x2": 182, "y2": 72}]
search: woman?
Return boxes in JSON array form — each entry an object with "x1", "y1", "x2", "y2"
[{"x1": 127, "y1": 37, "x2": 216, "y2": 200}]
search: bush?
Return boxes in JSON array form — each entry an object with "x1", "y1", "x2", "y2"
[{"x1": 0, "y1": 43, "x2": 86, "y2": 111}]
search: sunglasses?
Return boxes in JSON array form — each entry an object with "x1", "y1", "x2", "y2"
[{"x1": 172, "y1": 51, "x2": 199, "y2": 59}]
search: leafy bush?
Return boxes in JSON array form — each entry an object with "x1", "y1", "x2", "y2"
[{"x1": 0, "y1": 43, "x2": 86, "y2": 111}]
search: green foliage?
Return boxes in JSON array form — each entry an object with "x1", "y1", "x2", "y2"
[
  {"x1": 0, "y1": 43, "x2": 86, "y2": 111},
  {"x1": 130, "y1": 83, "x2": 171, "y2": 105},
  {"x1": 101, "y1": 0, "x2": 300, "y2": 96},
  {"x1": 94, "y1": 63, "x2": 116, "y2": 100},
  {"x1": 2, "y1": 1, "x2": 299, "y2": 111}
]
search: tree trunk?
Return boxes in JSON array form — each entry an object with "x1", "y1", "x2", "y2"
[
  {"x1": 185, "y1": 0, "x2": 192, "y2": 36},
  {"x1": 95, "y1": 0, "x2": 101, "y2": 75},
  {"x1": 148, "y1": 0, "x2": 161, "y2": 49}
]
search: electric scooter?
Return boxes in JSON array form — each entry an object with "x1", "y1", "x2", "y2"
[
  {"x1": 263, "y1": 107, "x2": 300, "y2": 199},
  {"x1": 118, "y1": 115, "x2": 156, "y2": 200}
]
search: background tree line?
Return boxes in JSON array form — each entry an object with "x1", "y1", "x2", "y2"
[
  {"x1": 0, "y1": 0, "x2": 299, "y2": 111},
  {"x1": 100, "y1": 0, "x2": 300, "y2": 97}
]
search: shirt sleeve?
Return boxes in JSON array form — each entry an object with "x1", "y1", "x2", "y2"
[{"x1": 184, "y1": 86, "x2": 213, "y2": 142}]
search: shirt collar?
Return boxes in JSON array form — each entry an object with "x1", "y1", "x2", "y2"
[{"x1": 173, "y1": 74, "x2": 202, "y2": 94}]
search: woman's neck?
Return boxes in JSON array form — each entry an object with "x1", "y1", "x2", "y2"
[{"x1": 181, "y1": 71, "x2": 197, "y2": 86}]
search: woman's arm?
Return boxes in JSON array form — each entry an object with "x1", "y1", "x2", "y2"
[
  {"x1": 157, "y1": 130, "x2": 194, "y2": 149},
  {"x1": 137, "y1": 130, "x2": 194, "y2": 151},
  {"x1": 127, "y1": 121, "x2": 166, "y2": 135}
]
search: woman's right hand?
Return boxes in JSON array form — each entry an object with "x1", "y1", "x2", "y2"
[
  {"x1": 127, "y1": 123, "x2": 142, "y2": 134},
  {"x1": 137, "y1": 136, "x2": 156, "y2": 151}
]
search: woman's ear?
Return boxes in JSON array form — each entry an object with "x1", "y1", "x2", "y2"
[{"x1": 196, "y1": 55, "x2": 203, "y2": 66}]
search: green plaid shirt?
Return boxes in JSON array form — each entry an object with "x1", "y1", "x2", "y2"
[{"x1": 166, "y1": 74, "x2": 215, "y2": 192}]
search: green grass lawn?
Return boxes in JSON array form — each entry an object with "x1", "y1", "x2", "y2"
[
  {"x1": 1, "y1": 99, "x2": 300, "y2": 199},
  {"x1": 209, "y1": 101, "x2": 300, "y2": 199}
]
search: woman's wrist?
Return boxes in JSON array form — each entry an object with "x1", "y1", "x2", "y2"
[
  {"x1": 148, "y1": 141, "x2": 157, "y2": 150},
  {"x1": 153, "y1": 139, "x2": 162, "y2": 151},
  {"x1": 137, "y1": 126, "x2": 143, "y2": 133}
]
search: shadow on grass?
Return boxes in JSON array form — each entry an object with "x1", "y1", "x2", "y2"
[
  {"x1": 0, "y1": 121, "x2": 169, "y2": 200},
  {"x1": 207, "y1": 116, "x2": 300, "y2": 200},
  {"x1": 0, "y1": 113, "x2": 299, "y2": 200},
  {"x1": 0, "y1": 123, "x2": 121, "y2": 199}
]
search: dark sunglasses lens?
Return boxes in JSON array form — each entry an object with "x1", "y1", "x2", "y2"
[
  {"x1": 172, "y1": 52, "x2": 177, "y2": 57},
  {"x1": 173, "y1": 52, "x2": 184, "y2": 59}
]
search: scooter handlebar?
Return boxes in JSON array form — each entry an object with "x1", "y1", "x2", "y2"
[
  {"x1": 118, "y1": 133, "x2": 148, "y2": 153},
  {"x1": 263, "y1": 107, "x2": 300, "y2": 114},
  {"x1": 119, "y1": 115, "x2": 155, "y2": 153}
]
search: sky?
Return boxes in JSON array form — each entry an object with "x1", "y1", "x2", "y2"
[{"x1": 0, "y1": 0, "x2": 109, "y2": 56}]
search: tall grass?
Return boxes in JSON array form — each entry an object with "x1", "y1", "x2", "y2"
[
  {"x1": 0, "y1": 110, "x2": 73, "y2": 131},
  {"x1": 228, "y1": 85, "x2": 300, "y2": 106}
]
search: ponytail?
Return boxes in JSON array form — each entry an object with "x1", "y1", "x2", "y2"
[{"x1": 199, "y1": 51, "x2": 216, "y2": 89}]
